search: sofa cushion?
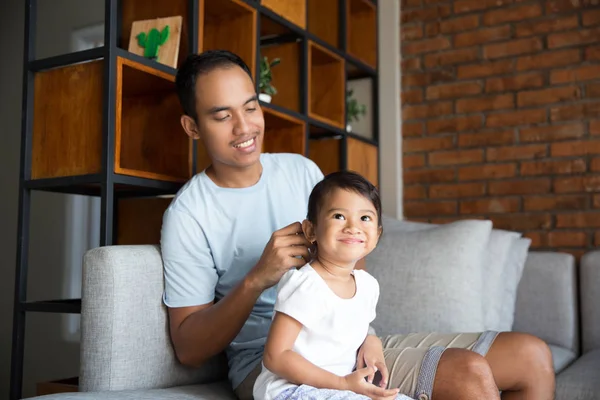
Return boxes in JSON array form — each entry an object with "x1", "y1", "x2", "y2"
[
  {"x1": 556, "y1": 349, "x2": 600, "y2": 400},
  {"x1": 367, "y1": 219, "x2": 492, "y2": 335},
  {"x1": 548, "y1": 344, "x2": 577, "y2": 374}
]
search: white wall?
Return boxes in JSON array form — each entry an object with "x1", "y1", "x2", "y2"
[{"x1": 0, "y1": 0, "x2": 104, "y2": 397}]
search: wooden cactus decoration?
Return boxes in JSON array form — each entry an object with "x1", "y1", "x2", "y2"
[{"x1": 136, "y1": 26, "x2": 170, "y2": 60}]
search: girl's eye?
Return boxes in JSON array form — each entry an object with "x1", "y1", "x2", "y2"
[
  {"x1": 361, "y1": 215, "x2": 372, "y2": 221},
  {"x1": 333, "y1": 213, "x2": 345, "y2": 220}
]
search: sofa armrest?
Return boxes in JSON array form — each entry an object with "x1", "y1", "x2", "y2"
[
  {"x1": 581, "y1": 250, "x2": 600, "y2": 353},
  {"x1": 512, "y1": 252, "x2": 578, "y2": 354}
]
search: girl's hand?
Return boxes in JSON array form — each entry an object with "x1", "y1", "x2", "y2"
[
  {"x1": 356, "y1": 335, "x2": 390, "y2": 387},
  {"x1": 343, "y1": 366, "x2": 400, "y2": 400}
]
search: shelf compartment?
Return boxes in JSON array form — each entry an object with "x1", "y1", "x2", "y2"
[
  {"x1": 308, "y1": 40, "x2": 346, "y2": 129},
  {"x1": 262, "y1": 0, "x2": 306, "y2": 30},
  {"x1": 309, "y1": 133, "x2": 343, "y2": 177},
  {"x1": 260, "y1": 12, "x2": 303, "y2": 114},
  {"x1": 21, "y1": 299, "x2": 81, "y2": 314},
  {"x1": 346, "y1": 0, "x2": 377, "y2": 69},
  {"x1": 262, "y1": 106, "x2": 306, "y2": 155},
  {"x1": 346, "y1": 60, "x2": 375, "y2": 141},
  {"x1": 308, "y1": 0, "x2": 340, "y2": 49},
  {"x1": 116, "y1": 196, "x2": 172, "y2": 245},
  {"x1": 201, "y1": 0, "x2": 257, "y2": 77},
  {"x1": 347, "y1": 136, "x2": 378, "y2": 187},
  {"x1": 116, "y1": 56, "x2": 192, "y2": 182},
  {"x1": 121, "y1": 0, "x2": 190, "y2": 68}
]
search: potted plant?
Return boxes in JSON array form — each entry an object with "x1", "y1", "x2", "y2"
[
  {"x1": 259, "y1": 56, "x2": 281, "y2": 103},
  {"x1": 346, "y1": 89, "x2": 366, "y2": 132}
]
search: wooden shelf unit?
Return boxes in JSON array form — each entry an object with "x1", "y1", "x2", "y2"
[{"x1": 10, "y1": 1, "x2": 379, "y2": 398}]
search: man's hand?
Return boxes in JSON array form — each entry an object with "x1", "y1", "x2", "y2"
[
  {"x1": 356, "y1": 335, "x2": 390, "y2": 388},
  {"x1": 342, "y1": 366, "x2": 400, "y2": 400},
  {"x1": 246, "y1": 222, "x2": 311, "y2": 292}
]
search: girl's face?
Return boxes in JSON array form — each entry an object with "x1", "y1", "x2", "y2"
[{"x1": 304, "y1": 188, "x2": 382, "y2": 267}]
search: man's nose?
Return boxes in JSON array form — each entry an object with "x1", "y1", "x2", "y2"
[{"x1": 233, "y1": 114, "x2": 251, "y2": 136}]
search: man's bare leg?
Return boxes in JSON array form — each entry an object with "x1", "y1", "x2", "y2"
[
  {"x1": 431, "y1": 348, "x2": 501, "y2": 400},
  {"x1": 485, "y1": 332, "x2": 555, "y2": 399}
]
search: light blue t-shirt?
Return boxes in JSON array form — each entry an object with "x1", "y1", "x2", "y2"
[{"x1": 160, "y1": 152, "x2": 324, "y2": 390}]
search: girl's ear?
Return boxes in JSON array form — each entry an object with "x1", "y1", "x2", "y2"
[{"x1": 302, "y1": 219, "x2": 316, "y2": 243}]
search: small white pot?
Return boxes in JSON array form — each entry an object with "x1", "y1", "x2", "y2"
[
  {"x1": 346, "y1": 124, "x2": 352, "y2": 132},
  {"x1": 259, "y1": 93, "x2": 272, "y2": 103}
]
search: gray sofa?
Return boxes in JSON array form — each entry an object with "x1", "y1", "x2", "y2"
[{"x1": 27, "y1": 218, "x2": 600, "y2": 400}]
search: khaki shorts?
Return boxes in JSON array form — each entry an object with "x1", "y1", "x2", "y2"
[{"x1": 234, "y1": 330, "x2": 499, "y2": 400}]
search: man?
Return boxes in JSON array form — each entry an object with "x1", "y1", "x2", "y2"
[{"x1": 161, "y1": 50, "x2": 555, "y2": 400}]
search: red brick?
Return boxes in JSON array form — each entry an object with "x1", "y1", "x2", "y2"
[
  {"x1": 460, "y1": 198, "x2": 520, "y2": 214},
  {"x1": 548, "y1": 231, "x2": 587, "y2": 247},
  {"x1": 517, "y1": 86, "x2": 581, "y2": 107},
  {"x1": 402, "y1": 25, "x2": 423, "y2": 41},
  {"x1": 548, "y1": 28, "x2": 600, "y2": 49},
  {"x1": 429, "y1": 182, "x2": 486, "y2": 199},
  {"x1": 489, "y1": 178, "x2": 552, "y2": 195},
  {"x1": 402, "y1": 0, "x2": 422, "y2": 7},
  {"x1": 455, "y1": 0, "x2": 515, "y2": 14},
  {"x1": 515, "y1": 15, "x2": 579, "y2": 37},
  {"x1": 454, "y1": 26, "x2": 511, "y2": 48},
  {"x1": 546, "y1": 0, "x2": 588, "y2": 13},
  {"x1": 485, "y1": 72, "x2": 544, "y2": 93},
  {"x1": 427, "y1": 116, "x2": 483, "y2": 134},
  {"x1": 586, "y1": 46, "x2": 600, "y2": 61},
  {"x1": 556, "y1": 212, "x2": 600, "y2": 228},
  {"x1": 403, "y1": 154, "x2": 426, "y2": 169},
  {"x1": 554, "y1": 175, "x2": 600, "y2": 193},
  {"x1": 516, "y1": 49, "x2": 581, "y2": 71},
  {"x1": 523, "y1": 195, "x2": 588, "y2": 211},
  {"x1": 592, "y1": 157, "x2": 600, "y2": 172},
  {"x1": 592, "y1": 120, "x2": 600, "y2": 136},
  {"x1": 457, "y1": 60, "x2": 514, "y2": 79},
  {"x1": 425, "y1": 23, "x2": 440, "y2": 37},
  {"x1": 490, "y1": 214, "x2": 552, "y2": 230},
  {"x1": 524, "y1": 232, "x2": 544, "y2": 248},
  {"x1": 551, "y1": 65, "x2": 600, "y2": 84},
  {"x1": 519, "y1": 123, "x2": 586, "y2": 143},
  {"x1": 404, "y1": 185, "x2": 427, "y2": 200},
  {"x1": 431, "y1": 15, "x2": 480, "y2": 35},
  {"x1": 596, "y1": 231, "x2": 600, "y2": 246},
  {"x1": 402, "y1": 69, "x2": 455, "y2": 87},
  {"x1": 458, "y1": 163, "x2": 517, "y2": 180},
  {"x1": 404, "y1": 169, "x2": 456, "y2": 184},
  {"x1": 426, "y1": 82, "x2": 482, "y2": 100},
  {"x1": 583, "y1": 10, "x2": 600, "y2": 26},
  {"x1": 458, "y1": 130, "x2": 515, "y2": 147},
  {"x1": 402, "y1": 58, "x2": 421, "y2": 71},
  {"x1": 402, "y1": 5, "x2": 452, "y2": 23},
  {"x1": 404, "y1": 201, "x2": 458, "y2": 217},
  {"x1": 424, "y1": 48, "x2": 479, "y2": 68},
  {"x1": 404, "y1": 136, "x2": 455, "y2": 152},
  {"x1": 402, "y1": 89, "x2": 424, "y2": 105},
  {"x1": 428, "y1": 149, "x2": 484, "y2": 166},
  {"x1": 456, "y1": 94, "x2": 514, "y2": 113},
  {"x1": 551, "y1": 102, "x2": 600, "y2": 121},
  {"x1": 486, "y1": 109, "x2": 547, "y2": 127},
  {"x1": 588, "y1": 83, "x2": 600, "y2": 98},
  {"x1": 483, "y1": 4, "x2": 542, "y2": 26},
  {"x1": 551, "y1": 140, "x2": 600, "y2": 157},
  {"x1": 595, "y1": 194, "x2": 600, "y2": 208},
  {"x1": 521, "y1": 159, "x2": 587, "y2": 175},
  {"x1": 404, "y1": 36, "x2": 452, "y2": 55},
  {"x1": 486, "y1": 144, "x2": 547, "y2": 161},
  {"x1": 484, "y1": 38, "x2": 543, "y2": 59},
  {"x1": 403, "y1": 122, "x2": 424, "y2": 137},
  {"x1": 403, "y1": 102, "x2": 453, "y2": 120}
]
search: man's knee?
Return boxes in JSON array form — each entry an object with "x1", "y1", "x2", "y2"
[
  {"x1": 433, "y1": 348, "x2": 498, "y2": 399},
  {"x1": 513, "y1": 333, "x2": 555, "y2": 379}
]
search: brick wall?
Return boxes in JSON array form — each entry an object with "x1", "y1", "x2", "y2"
[{"x1": 400, "y1": 0, "x2": 600, "y2": 257}]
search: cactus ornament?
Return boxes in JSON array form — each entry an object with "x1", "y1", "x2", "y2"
[{"x1": 136, "y1": 25, "x2": 170, "y2": 60}]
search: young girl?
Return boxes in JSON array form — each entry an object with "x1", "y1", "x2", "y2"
[{"x1": 253, "y1": 171, "x2": 412, "y2": 400}]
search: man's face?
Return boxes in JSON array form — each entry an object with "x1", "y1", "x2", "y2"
[{"x1": 192, "y1": 65, "x2": 265, "y2": 170}]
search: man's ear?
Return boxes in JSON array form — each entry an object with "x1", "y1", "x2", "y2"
[
  {"x1": 180, "y1": 115, "x2": 201, "y2": 140},
  {"x1": 302, "y1": 219, "x2": 316, "y2": 243}
]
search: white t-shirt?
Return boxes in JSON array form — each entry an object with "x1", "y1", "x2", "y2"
[{"x1": 253, "y1": 263, "x2": 380, "y2": 400}]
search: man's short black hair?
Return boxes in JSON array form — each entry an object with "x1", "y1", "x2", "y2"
[
  {"x1": 175, "y1": 50, "x2": 254, "y2": 121},
  {"x1": 307, "y1": 170, "x2": 382, "y2": 227}
]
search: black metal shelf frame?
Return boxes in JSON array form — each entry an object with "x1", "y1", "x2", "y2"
[{"x1": 9, "y1": 1, "x2": 379, "y2": 399}]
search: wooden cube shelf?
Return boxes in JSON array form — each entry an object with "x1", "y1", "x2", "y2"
[
  {"x1": 308, "y1": 0, "x2": 340, "y2": 49},
  {"x1": 116, "y1": 56, "x2": 191, "y2": 182},
  {"x1": 116, "y1": 196, "x2": 172, "y2": 245},
  {"x1": 262, "y1": 0, "x2": 306, "y2": 29},
  {"x1": 201, "y1": 0, "x2": 257, "y2": 77},
  {"x1": 308, "y1": 41, "x2": 345, "y2": 129},
  {"x1": 346, "y1": 0, "x2": 377, "y2": 69},
  {"x1": 263, "y1": 106, "x2": 306, "y2": 155},
  {"x1": 346, "y1": 63, "x2": 375, "y2": 140},
  {"x1": 347, "y1": 136, "x2": 378, "y2": 187},
  {"x1": 309, "y1": 136, "x2": 342, "y2": 177},
  {"x1": 121, "y1": 0, "x2": 190, "y2": 68}
]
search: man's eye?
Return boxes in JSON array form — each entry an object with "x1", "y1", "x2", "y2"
[{"x1": 247, "y1": 107, "x2": 256, "y2": 112}]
